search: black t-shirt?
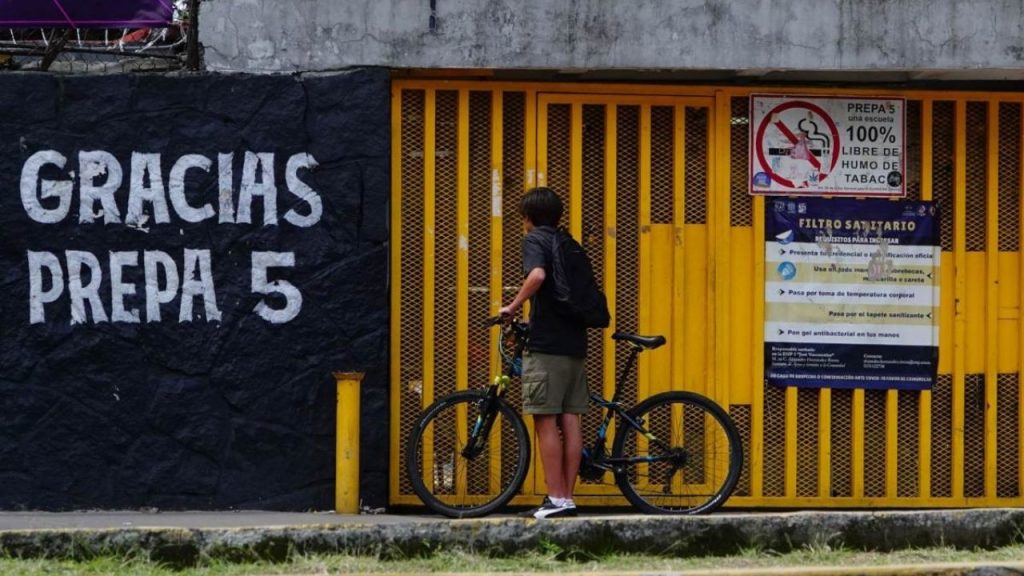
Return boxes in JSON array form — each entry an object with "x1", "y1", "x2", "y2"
[{"x1": 521, "y1": 226, "x2": 587, "y2": 358}]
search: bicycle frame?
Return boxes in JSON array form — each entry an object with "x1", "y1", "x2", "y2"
[
  {"x1": 583, "y1": 343, "x2": 681, "y2": 472},
  {"x1": 468, "y1": 320, "x2": 680, "y2": 471}
]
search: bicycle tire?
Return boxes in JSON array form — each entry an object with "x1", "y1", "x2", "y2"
[
  {"x1": 405, "y1": 390, "x2": 530, "y2": 518},
  {"x1": 611, "y1": 391, "x2": 742, "y2": 514}
]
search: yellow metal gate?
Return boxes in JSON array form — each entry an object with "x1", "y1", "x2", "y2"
[{"x1": 391, "y1": 81, "x2": 1024, "y2": 508}]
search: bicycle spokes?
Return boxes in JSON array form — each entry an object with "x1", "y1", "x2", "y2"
[
  {"x1": 407, "y1": 391, "x2": 531, "y2": 518},
  {"x1": 613, "y1": 392, "x2": 742, "y2": 514}
]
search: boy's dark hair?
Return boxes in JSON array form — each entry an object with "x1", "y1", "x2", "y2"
[{"x1": 518, "y1": 187, "x2": 563, "y2": 227}]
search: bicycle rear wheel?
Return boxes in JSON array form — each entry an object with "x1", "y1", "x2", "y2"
[
  {"x1": 612, "y1": 391, "x2": 742, "y2": 514},
  {"x1": 405, "y1": 390, "x2": 530, "y2": 518}
]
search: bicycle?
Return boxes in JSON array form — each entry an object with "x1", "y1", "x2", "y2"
[{"x1": 405, "y1": 316, "x2": 743, "y2": 518}]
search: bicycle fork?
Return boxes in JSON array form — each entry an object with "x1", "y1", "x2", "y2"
[{"x1": 461, "y1": 378, "x2": 507, "y2": 460}]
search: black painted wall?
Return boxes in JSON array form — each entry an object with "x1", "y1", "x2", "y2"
[{"x1": 0, "y1": 68, "x2": 390, "y2": 510}]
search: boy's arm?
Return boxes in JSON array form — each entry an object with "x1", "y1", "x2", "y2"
[{"x1": 499, "y1": 267, "x2": 546, "y2": 317}]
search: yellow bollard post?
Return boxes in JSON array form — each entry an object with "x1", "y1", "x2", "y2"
[{"x1": 334, "y1": 372, "x2": 364, "y2": 514}]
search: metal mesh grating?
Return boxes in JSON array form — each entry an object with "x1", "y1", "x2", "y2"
[
  {"x1": 546, "y1": 104, "x2": 571, "y2": 222},
  {"x1": 897, "y1": 390, "x2": 920, "y2": 497},
  {"x1": 731, "y1": 97, "x2": 752, "y2": 227},
  {"x1": 501, "y1": 93, "x2": 526, "y2": 487},
  {"x1": 730, "y1": 404, "x2": 752, "y2": 497},
  {"x1": 616, "y1": 106, "x2": 641, "y2": 408},
  {"x1": 468, "y1": 92, "x2": 493, "y2": 392},
  {"x1": 399, "y1": 89, "x2": 426, "y2": 496},
  {"x1": 581, "y1": 104, "x2": 607, "y2": 481},
  {"x1": 905, "y1": 100, "x2": 922, "y2": 201},
  {"x1": 685, "y1": 107, "x2": 709, "y2": 225},
  {"x1": 830, "y1": 389, "x2": 853, "y2": 497},
  {"x1": 965, "y1": 103, "x2": 988, "y2": 252},
  {"x1": 864, "y1": 390, "x2": 887, "y2": 497},
  {"x1": 933, "y1": 102, "x2": 955, "y2": 252},
  {"x1": 502, "y1": 92, "x2": 526, "y2": 315},
  {"x1": 684, "y1": 401, "x2": 707, "y2": 483},
  {"x1": 997, "y1": 373, "x2": 1020, "y2": 497},
  {"x1": 931, "y1": 374, "x2": 953, "y2": 497},
  {"x1": 434, "y1": 91, "x2": 459, "y2": 406},
  {"x1": 467, "y1": 92, "x2": 493, "y2": 496},
  {"x1": 796, "y1": 388, "x2": 819, "y2": 497},
  {"x1": 998, "y1": 103, "x2": 1021, "y2": 252},
  {"x1": 763, "y1": 381, "x2": 786, "y2": 497},
  {"x1": 650, "y1": 106, "x2": 674, "y2": 225},
  {"x1": 964, "y1": 373, "x2": 985, "y2": 497}
]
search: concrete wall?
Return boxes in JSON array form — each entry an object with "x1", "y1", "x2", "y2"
[
  {"x1": 0, "y1": 69, "x2": 390, "y2": 511},
  {"x1": 200, "y1": 0, "x2": 1024, "y2": 74}
]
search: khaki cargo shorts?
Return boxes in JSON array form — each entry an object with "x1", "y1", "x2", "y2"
[{"x1": 521, "y1": 351, "x2": 589, "y2": 415}]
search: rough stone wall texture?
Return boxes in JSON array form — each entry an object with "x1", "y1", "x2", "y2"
[
  {"x1": 0, "y1": 69, "x2": 390, "y2": 510},
  {"x1": 199, "y1": 0, "x2": 1024, "y2": 73}
]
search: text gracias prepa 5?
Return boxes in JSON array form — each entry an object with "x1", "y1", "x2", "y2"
[{"x1": 20, "y1": 149, "x2": 322, "y2": 326}]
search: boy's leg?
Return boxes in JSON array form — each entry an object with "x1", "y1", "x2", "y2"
[
  {"x1": 533, "y1": 414, "x2": 566, "y2": 498},
  {"x1": 560, "y1": 356, "x2": 588, "y2": 501},
  {"x1": 558, "y1": 413, "x2": 582, "y2": 499}
]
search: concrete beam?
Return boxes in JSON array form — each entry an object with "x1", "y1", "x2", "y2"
[{"x1": 199, "y1": 0, "x2": 1024, "y2": 75}]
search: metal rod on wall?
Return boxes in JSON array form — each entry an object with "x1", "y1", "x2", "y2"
[{"x1": 186, "y1": 0, "x2": 200, "y2": 70}]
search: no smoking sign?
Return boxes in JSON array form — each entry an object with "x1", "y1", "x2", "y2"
[{"x1": 750, "y1": 95, "x2": 906, "y2": 197}]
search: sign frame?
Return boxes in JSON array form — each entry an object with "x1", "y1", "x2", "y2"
[
  {"x1": 763, "y1": 198, "x2": 940, "y2": 391},
  {"x1": 749, "y1": 94, "x2": 907, "y2": 198}
]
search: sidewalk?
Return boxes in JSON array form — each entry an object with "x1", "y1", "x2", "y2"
[
  {"x1": 0, "y1": 510, "x2": 439, "y2": 530},
  {"x1": 1, "y1": 508, "x2": 1022, "y2": 567}
]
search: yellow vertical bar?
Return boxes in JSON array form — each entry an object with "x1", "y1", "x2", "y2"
[
  {"x1": 712, "y1": 93, "x2": 730, "y2": 413},
  {"x1": 639, "y1": 104, "x2": 652, "y2": 400},
  {"x1": 819, "y1": 389, "x2": 831, "y2": 498},
  {"x1": 746, "y1": 94, "x2": 766, "y2": 499},
  {"x1": 919, "y1": 99, "x2": 933, "y2": 499},
  {"x1": 886, "y1": 390, "x2": 898, "y2": 497},
  {"x1": 335, "y1": 372, "x2": 364, "y2": 513},
  {"x1": 785, "y1": 387, "x2": 798, "y2": 497},
  {"x1": 454, "y1": 90, "x2": 470, "y2": 499},
  {"x1": 490, "y1": 92, "x2": 504, "y2": 378},
  {"x1": 489, "y1": 90, "x2": 504, "y2": 495},
  {"x1": 422, "y1": 90, "x2": 437, "y2": 487},
  {"x1": 673, "y1": 104, "x2": 686, "y2": 401},
  {"x1": 1018, "y1": 98, "x2": 1024, "y2": 498},
  {"x1": 852, "y1": 389, "x2": 865, "y2": 497},
  {"x1": 389, "y1": 85, "x2": 404, "y2": 502},
  {"x1": 537, "y1": 97, "x2": 547, "y2": 188},
  {"x1": 525, "y1": 90, "x2": 537, "y2": 188},
  {"x1": 526, "y1": 92, "x2": 541, "y2": 497},
  {"x1": 953, "y1": 99, "x2": 967, "y2": 499},
  {"x1": 985, "y1": 100, "x2": 1000, "y2": 498},
  {"x1": 570, "y1": 102, "x2": 583, "y2": 236},
  {"x1": 708, "y1": 93, "x2": 733, "y2": 502},
  {"x1": 457, "y1": 90, "x2": 470, "y2": 394},
  {"x1": 604, "y1": 105, "x2": 618, "y2": 420}
]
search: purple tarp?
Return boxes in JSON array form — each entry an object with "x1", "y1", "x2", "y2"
[{"x1": 0, "y1": 0, "x2": 173, "y2": 28}]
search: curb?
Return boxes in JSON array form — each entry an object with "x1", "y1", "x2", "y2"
[{"x1": 1, "y1": 509, "x2": 1023, "y2": 568}]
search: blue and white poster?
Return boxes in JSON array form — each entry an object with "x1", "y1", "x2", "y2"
[{"x1": 765, "y1": 198, "x2": 939, "y2": 390}]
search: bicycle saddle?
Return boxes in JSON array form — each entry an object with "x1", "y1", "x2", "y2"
[{"x1": 611, "y1": 333, "x2": 666, "y2": 349}]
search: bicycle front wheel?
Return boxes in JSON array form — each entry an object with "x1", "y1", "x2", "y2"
[
  {"x1": 612, "y1": 391, "x2": 742, "y2": 514},
  {"x1": 405, "y1": 390, "x2": 530, "y2": 518}
]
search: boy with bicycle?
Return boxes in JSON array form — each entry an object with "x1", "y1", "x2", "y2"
[{"x1": 499, "y1": 187, "x2": 587, "y2": 519}]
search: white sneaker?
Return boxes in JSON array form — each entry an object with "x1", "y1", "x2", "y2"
[{"x1": 531, "y1": 499, "x2": 577, "y2": 519}]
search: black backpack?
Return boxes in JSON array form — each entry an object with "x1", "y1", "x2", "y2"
[{"x1": 549, "y1": 228, "x2": 611, "y2": 329}]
